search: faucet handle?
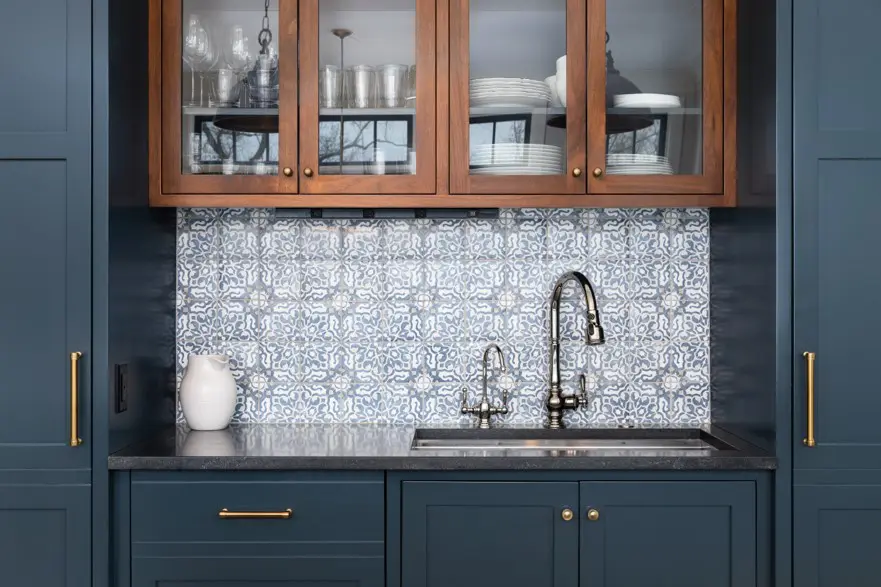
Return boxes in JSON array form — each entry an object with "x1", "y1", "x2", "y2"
[
  {"x1": 461, "y1": 387, "x2": 474, "y2": 415},
  {"x1": 578, "y1": 374, "x2": 589, "y2": 409}
]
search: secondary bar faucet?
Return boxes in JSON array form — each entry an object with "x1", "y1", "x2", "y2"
[{"x1": 546, "y1": 272, "x2": 605, "y2": 429}]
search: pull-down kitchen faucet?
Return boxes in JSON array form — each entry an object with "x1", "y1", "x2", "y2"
[{"x1": 546, "y1": 272, "x2": 605, "y2": 429}]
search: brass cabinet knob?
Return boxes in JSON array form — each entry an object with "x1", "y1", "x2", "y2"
[
  {"x1": 303, "y1": 168, "x2": 314, "y2": 178},
  {"x1": 282, "y1": 167, "x2": 294, "y2": 177},
  {"x1": 561, "y1": 508, "x2": 574, "y2": 522},
  {"x1": 593, "y1": 168, "x2": 604, "y2": 178},
  {"x1": 572, "y1": 167, "x2": 583, "y2": 178},
  {"x1": 587, "y1": 508, "x2": 600, "y2": 521}
]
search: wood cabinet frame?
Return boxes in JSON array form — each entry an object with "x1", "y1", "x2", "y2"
[
  {"x1": 154, "y1": 0, "x2": 298, "y2": 199},
  {"x1": 149, "y1": 0, "x2": 738, "y2": 208},
  {"x1": 449, "y1": 0, "x2": 587, "y2": 197},
  {"x1": 298, "y1": 0, "x2": 438, "y2": 196}
]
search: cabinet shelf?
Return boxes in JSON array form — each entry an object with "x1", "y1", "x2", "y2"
[{"x1": 182, "y1": 107, "x2": 278, "y2": 117}]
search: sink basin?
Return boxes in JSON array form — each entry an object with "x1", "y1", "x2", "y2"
[{"x1": 410, "y1": 428, "x2": 731, "y2": 453}]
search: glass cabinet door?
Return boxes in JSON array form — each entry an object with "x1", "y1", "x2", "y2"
[
  {"x1": 162, "y1": 0, "x2": 298, "y2": 195},
  {"x1": 299, "y1": 0, "x2": 437, "y2": 195},
  {"x1": 450, "y1": 0, "x2": 587, "y2": 195},
  {"x1": 587, "y1": 0, "x2": 726, "y2": 195}
]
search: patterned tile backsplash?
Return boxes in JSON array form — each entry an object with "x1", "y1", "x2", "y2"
[{"x1": 177, "y1": 208, "x2": 710, "y2": 427}]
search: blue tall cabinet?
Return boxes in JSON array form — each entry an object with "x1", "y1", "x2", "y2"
[
  {"x1": 0, "y1": 0, "x2": 92, "y2": 585},
  {"x1": 792, "y1": 0, "x2": 881, "y2": 585}
]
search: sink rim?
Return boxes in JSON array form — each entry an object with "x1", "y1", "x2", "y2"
[{"x1": 410, "y1": 427, "x2": 735, "y2": 452}]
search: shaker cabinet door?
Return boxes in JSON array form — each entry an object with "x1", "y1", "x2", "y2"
[
  {"x1": 401, "y1": 481, "x2": 579, "y2": 587},
  {"x1": 298, "y1": 0, "x2": 437, "y2": 196},
  {"x1": 0, "y1": 0, "x2": 91, "y2": 470},
  {"x1": 449, "y1": 0, "x2": 587, "y2": 198},
  {"x1": 158, "y1": 0, "x2": 299, "y2": 197},
  {"x1": 793, "y1": 0, "x2": 881, "y2": 469},
  {"x1": 579, "y1": 481, "x2": 757, "y2": 587}
]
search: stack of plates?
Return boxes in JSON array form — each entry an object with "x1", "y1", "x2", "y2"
[
  {"x1": 613, "y1": 93, "x2": 682, "y2": 109},
  {"x1": 471, "y1": 143, "x2": 563, "y2": 175},
  {"x1": 471, "y1": 78, "x2": 552, "y2": 108},
  {"x1": 606, "y1": 154, "x2": 674, "y2": 175}
]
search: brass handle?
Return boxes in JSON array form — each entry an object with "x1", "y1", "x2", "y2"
[
  {"x1": 803, "y1": 351, "x2": 816, "y2": 447},
  {"x1": 218, "y1": 508, "x2": 293, "y2": 520},
  {"x1": 587, "y1": 508, "x2": 600, "y2": 521},
  {"x1": 70, "y1": 352, "x2": 82, "y2": 447},
  {"x1": 561, "y1": 508, "x2": 574, "y2": 522},
  {"x1": 572, "y1": 168, "x2": 583, "y2": 178},
  {"x1": 283, "y1": 167, "x2": 294, "y2": 177},
  {"x1": 593, "y1": 168, "x2": 604, "y2": 178},
  {"x1": 303, "y1": 168, "x2": 314, "y2": 178}
]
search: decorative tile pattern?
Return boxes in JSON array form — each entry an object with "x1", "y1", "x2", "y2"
[{"x1": 177, "y1": 208, "x2": 710, "y2": 427}]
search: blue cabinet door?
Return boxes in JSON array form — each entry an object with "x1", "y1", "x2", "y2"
[
  {"x1": 132, "y1": 557, "x2": 384, "y2": 587},
  {"x1": 401, "y1": 481, "x2": 579, "y2": 587},
  {"x1": 579, "y1": 481, "x2": 756, "y2": 587},
  {"x1": 794, "y1": 485, "x2": 881, "y2": 587},
  {"x1": 0, "y1": 483, "x2": 90, "y2": 587},
  {"x1": 0, "y1": 0, "x2": 91, "y2": 470},
  {"x1": 793, "y1": 0, "x2": 881, "y2": 469}
]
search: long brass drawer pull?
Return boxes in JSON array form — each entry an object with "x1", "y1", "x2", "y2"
[
  {"x1": 803, "y1": 351, "x2": 816, "y2": 447},
  {"x1": 218, "y1": 508, "x2": 293, "y2": 520},
  {"x1": 70, "y1": 352, "x2": 83, "y2": 447}
]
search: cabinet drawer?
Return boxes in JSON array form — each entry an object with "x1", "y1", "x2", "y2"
[{"x1": 131, "y1": 471, "x2": 383, "y2": 544}]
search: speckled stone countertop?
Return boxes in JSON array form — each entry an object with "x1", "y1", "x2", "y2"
[{"x1": 108, "y1": 424, "x2": 776, "y2": 470}]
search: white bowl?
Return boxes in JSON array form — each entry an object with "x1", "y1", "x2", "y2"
[
  {"x1": 545, "y1": 75, "x2": 562, "y2": 107},
  {"x1": 556, "y1": 55, "x2": 567, "y2": 75},
  {"x1": 556, "y1": 76, "x2": 567, "y2": 108}
]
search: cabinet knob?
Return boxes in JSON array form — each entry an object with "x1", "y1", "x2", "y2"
[
  {"x1": 283, "y1": 167, "x2": 294, "y2": 177},
  {"x1": 561, "y1": 508, "x2": 574, "y2": 522},
  {"x1": 586, "y1": 508, "x2": 600, "y2": 521},
  {"x1": 303, "y1": 168, "x2": 314, "y2": 178},
  {"x1": 593, "y1": 168, "x2": 604, "y2": 178},
  {"x1": 572, "y1": 167, "x2": 583, "y2": 178}
]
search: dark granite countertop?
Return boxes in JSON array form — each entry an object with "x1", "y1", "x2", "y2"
[{"x1": 108, "y1": 424, "x2": 776, "y2": 470}]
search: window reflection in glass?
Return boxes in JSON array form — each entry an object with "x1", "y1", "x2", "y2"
[{"x1": 318, "y1": 117, "x2": 413, "y2": 175}]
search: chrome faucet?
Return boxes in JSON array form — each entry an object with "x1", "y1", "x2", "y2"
[
  {"x1": 462, "y1": 344, "x2": 509, "y2": 429},
  {"x1": 546, "y1": 272, "x2": 605, "y2": 429}
]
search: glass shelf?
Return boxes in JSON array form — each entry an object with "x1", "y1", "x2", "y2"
[{"x1": 182, "y1": 107, "x2": 278, "y2": 117}]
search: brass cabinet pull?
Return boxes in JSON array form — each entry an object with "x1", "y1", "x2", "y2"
[
  {"x1": 593, "y1": 168, "x2": 604, "y2": 178},
  {"x1": 803, "y1": 351, "x2": 816, "y2": 447},
  {"x1": 561, "y1": 508, "x2": 574, "y2": 522},
  {"x1": 70, "y1": 352, "x2": 82, "y2": 447},
  {"x1": 303, "y1": 168, "x2": 314, "y2": 178},
  {"x1": 218, "y1": 508, "x2": 293, "y2": 520},
  {"x1": 587, "y1": 508, "x2": 600, "y2": 521},
  {"x1": 572, "y1": 168, "x2": 583, "y2": 178},
  {"x1": 282, "y1": 167, "x2": 294, "y2": 177}
]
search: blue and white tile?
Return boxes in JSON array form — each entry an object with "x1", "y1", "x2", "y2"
[
  {"x1": 424, "y1": 221, "x2": 467, "y2": 260},
  {"x1": 384, "y1": 221, "x2": 426, "y2": 260},
  {"x1": 343, "y1": 222, "x2": 385, "y2": 261},
  {"x1": 264, "y1": 263, "x2": 302, "y2": 301},
  {"x1": 465, "y1": 218, "x2": 506, "y2": 260},
  {"x1": 300, "y1": 343, "x2": 343, "y2": 383},
  {"x1": 463, "y1": 261, "x2": 506, "y2": 300},
  {"x1": 261, "y1": 218, "x2": 301, "y2": 257},
  {"x1": 301, "y1": 261, "x2": 342, "y2": 302},
  {"x1": 506, "y1": 220, "x2": 547, "y2": 260},
  {"x1": 219, "y1": 254, "x2": 262, "y2": 298},
  {"x1": 382, "y1": 301, "x2": 424, "y2": 342},
  {"x1": 424, "y1": 302, "x2": 468, "y2": 341},
  {"x1": 300, "y1": 221, "x2": 342, "y2": 260},
  {"x1": 344, "y1": 262, "x2": 386, "y2": 302},
  {"x1": 547, "y1": 218, "x2": 589, "y2": 259}
]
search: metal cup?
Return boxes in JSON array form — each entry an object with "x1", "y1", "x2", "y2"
[
  {"x1": 346, "y1": 65, "x2": 375, "y2": 109},
  {"x1": 319, "y1": 65, "x2": 343, "y2": 109},
  {"x1": 377, "y1": 64, "x2": 409, "y2": 108}
]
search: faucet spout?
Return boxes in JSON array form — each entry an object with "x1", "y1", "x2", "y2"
[{"x1": 546, "y1": 271, "x2": 606, "y2": 429}]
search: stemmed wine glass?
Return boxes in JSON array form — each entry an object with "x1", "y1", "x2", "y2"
[
  {"x1": 182, "y1": 15, "x2": 208, "y2": 107},
  {"x1": 197, "y1": 28, "x2": 220, "y2": 106}
]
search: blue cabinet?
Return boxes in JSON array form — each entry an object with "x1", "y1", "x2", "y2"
[
  {"x1": 794, "y1": 485, "x2": 881, "y2": 587},
  {"x1": 792, "y1": 0, "x2": 881, "y2": 470},
  {"x1": 400, "y1": 481, "x2": 579, "y2": 587},
  {"x1": 0, "y1": 1, "x2": 92, "y2": 585},
  {"x1": 579, "y1": 481, "x2": 757, "y2": 587}
]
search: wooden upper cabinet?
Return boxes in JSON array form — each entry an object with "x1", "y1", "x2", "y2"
[
  {"x1": 149, "y1": 0, "x2": 737, "y2": 207},
  {"x1": 298, "y1": 0, "x2": 437, "y2": 196},
  {"x1": 449, "y1": 0, "x2": 588, "y2": 199},
  {"x1": 154, "y1": 0, "x2": 298, "y2": 203},
  {"x1": 585, "y1": 0, "x2": 737, "y2": 206}
]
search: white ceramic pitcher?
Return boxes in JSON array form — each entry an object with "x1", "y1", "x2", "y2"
[{"x1": 180, "y1": 355, "x2": 237, "y2": 431}]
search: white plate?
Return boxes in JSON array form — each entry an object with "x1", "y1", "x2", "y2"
[
  {"x1": 472, "y1": 155, "x2": 562, "y2": 163},
  {"x1": 471, "y1": 98, "x2": 551, "y2": 108},
  {"x1": 607, "y1": 154, "x2": 670, "y2": 162},
  {"x1": 472, "y1": 168, "x2": 563, "y2": 175},
  {"x1": 607, "y1": 169, "x2": 674, "y2": 175},
  {"x1": 474, "y1": 143, "x2": 561, "y2": 151},
  {"x1": 613, "y1": 93, "x2": 682, "y2": 109},
  {"x1": 607, "y1": 164, "x2": 673, "y2": 171},
  {"x1": 471, "y1": 77, "x2": 548, "y2": 85}
]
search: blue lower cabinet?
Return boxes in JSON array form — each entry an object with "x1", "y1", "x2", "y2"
[
  {"x1": 401, "y1": 481, "x2": 579, "y2": 587},
  {"x1": 579, "y1": 481, "x2": 757, "y2": 587},
  {"x1": 0, "y1": 483, "x2": 91, "y2": 587},
  {"x1": 132, "y1": 556, "x2": 384, "y2": 587},
  {"x1": 794, "y1": 485, "x2": 881, "y2": 587}
]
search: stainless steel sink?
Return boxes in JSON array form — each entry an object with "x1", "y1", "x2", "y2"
[{"x1": 410, "y1": 429, "x2": 730, "y2": 452}]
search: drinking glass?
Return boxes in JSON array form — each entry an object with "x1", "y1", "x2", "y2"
[
  {"x1": 377, "y1": 64, "x2": 409, "y2": 108},
  {"x1": 406, "y1": 64, "x2": 417, "y2": 106},
  {"x1": 182, "y1": 15, "x2": 208, "y2": 106},
  {"x1": 319, "y1": 65, "x2": 343, "y2": 109},
  {"x1": 345, "y1": 65, "x2": 376, "y2": 109}
]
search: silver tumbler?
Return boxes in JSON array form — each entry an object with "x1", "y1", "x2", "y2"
[
  {"x1": 346, "y1": 65, "x2": 375, "y2": 109},
  {"x1": 319, "y1": 65, "x2": 343, "y2": 109},
  {"x1": 377, "y1": 64, "x2": 409, "y2": 108}
]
